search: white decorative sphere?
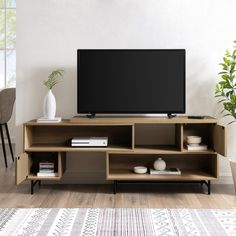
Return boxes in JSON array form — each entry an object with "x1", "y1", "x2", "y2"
[{"x1": 154, "y1": 158, "x2": 166, "y2": 171}]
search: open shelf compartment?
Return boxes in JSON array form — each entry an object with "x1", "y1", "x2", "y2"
[
  {"x1": 107, "y1": 153, "x2": 218, "y2": 181},
  {"x1": 24, "y1": 124, "x2": 133, "y2": 151},
  {"x1": 134, "y1": 124, "x2": 182, "y2": 152},
  {"x1": 16, "y1": 152, "x2": 66, "y2": 184},
  {"x1": 183, "y1": 123, "x2": 226, "y2": 156}
]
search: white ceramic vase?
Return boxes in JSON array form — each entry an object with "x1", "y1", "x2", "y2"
[
  {"x1": 154, "y1": 158, "x2": 166, "y2": 171},
  {"x1": 43, "y1": 89, "x2": 56, "y2": 119}
]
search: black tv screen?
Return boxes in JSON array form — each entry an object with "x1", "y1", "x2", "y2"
[{"x1": 77, "y1": 49, "x2": 185, "y2": 114}]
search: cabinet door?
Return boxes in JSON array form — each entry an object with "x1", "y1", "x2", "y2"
[
  {"x1": 58, "y1": 152, "x2": 66, "y2": 177},
  {"x1": 16, "y1": 153, "x2": 29, "y2": 184},
  {"x1": 213, "y1": 124, "x2": 227, "y2": 156}
]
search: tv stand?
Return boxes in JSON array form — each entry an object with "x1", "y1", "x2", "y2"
[
  {"x1": 16, "y1": 116, "x2": 226, "y2": 194},
  {"x1": 86, "y1": 113, "x2": 96, "y2": 118},
  {"x1": 167, "y1": 113, "x2": 176, "y2": 119}
]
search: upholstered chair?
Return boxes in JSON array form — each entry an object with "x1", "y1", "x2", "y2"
[{"x1": 0, "y1": 88, "x2": 16, "y2": 168}]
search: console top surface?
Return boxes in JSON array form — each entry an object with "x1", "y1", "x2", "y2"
[{"x1": 25, "y1": 116, "x2": 217, "y2": 126}]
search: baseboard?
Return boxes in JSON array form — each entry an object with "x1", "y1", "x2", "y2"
[{"x1": 213, "y1": 175, "x2": 234, "y2": 184}]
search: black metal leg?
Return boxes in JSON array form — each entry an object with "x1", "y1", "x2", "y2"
[
  {"x1": 200, "y1": 180, "x2": 203, "y2": 187},
  {"x1": 113, "y1": 180, "x2": 117, "y2": 194},
  {"x1": 4, "y1": 123, "x2": 14, "y2": 162},
  {"x1": 0, "y1": 124, "x2": 7, "y2": 168},
  {"x1": 31, "y1": 180, "x2": 34, "y2": 195},
  {"x1": 31, "y1": 180, "x2": 40, "y2": 194},
  {"x1": 202, "y1": 180, "x2": 211, "y2": 195},
  {"x1": 208, "y1": 180, "x2": 211, "y2": 195}
]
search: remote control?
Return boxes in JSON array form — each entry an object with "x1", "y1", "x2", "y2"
[{"x1": 188, "y1": 116, "x2": 205, "y2": 119}]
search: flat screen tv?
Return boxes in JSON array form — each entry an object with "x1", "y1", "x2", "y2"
[{"x1": 77, "y1": 49, "x2": 185, "y2": 116}]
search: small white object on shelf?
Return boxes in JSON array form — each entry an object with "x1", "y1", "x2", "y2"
[
  {"x1": 37, "y1": 172, "x2": 58, "y2": 177},
  {"x1": 71, "y1": 137, "x2": 108, "y2": 147},
  {"x1": 133, "y1": 166, "x2": 147, "y2": 174},
  {"x1": 186, "y1": 143, "x2": 207, "y2": 151},
  {"x1": 150, "y1": 168, "x2": 181, "y2": 175},
  {"x1": 37, "y1": 117, "x2": 62, "y2": 123},
  {"x1": 153, "y1": 158, "x2": 166, "y2": 171},
  {"x1": 186, "y1": 136, "x2": 202, "y2": 145},
  {"x1": 38, "y1": 169, "x2": 54, "y2": 173}
]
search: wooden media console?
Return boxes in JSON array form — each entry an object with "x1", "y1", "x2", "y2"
[{"x1": 16, "y1": 116, "x2": 226, "y2": 194}]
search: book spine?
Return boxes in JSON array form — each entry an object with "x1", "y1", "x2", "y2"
[
  {"x1": 150, "y1": 171, "x2": 181, "y2": 175},
  {"x1": 37, "y1": 172, "x2": 58, "y2": 177}
]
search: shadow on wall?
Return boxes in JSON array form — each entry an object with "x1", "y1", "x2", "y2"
[
  {"x1": 17, "y1": 67, "x2": 77, "y2": 122},
  {"x1": 16, "y1": 67, "x2": 77, "y2": 154},
  {"x1": 187, "y1": 58, "x2": 216, "y2": 116}
]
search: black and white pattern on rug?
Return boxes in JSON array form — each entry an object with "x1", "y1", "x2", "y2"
[{"x1": 0, "y1": 208, "x2": 236, "y2": 236}]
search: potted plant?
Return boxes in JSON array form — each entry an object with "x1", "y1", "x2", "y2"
[
  {"x1": 43, "y1": 69, "x2": 64, "y2": 119},
  {"x1": 215, "y1": 40, "x2": 236, "y2": 192}
]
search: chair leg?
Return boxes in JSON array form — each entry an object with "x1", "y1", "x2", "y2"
[
  {"x1": 0, "y1": 124, "x2": 8, "y2": 168},
  {"x1": 4, "y1": 123, "x2": 14, "y2": 162}
]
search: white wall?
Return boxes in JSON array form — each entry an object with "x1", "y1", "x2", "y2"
[{"x1": 16, "y1": 0, "x2": 236, "y2": 183}]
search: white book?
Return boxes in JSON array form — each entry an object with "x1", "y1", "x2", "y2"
[
  {"x1": 39, "y1": 165, "x2": 54, "y2": 169},
  {"x1": 39, "y1": 169, "x2": 54, "y2": 173},
  {"x1": 186, "y1": 144, "x2": 207, "y2": 151},
  {"x1": 39, "y1": 167, "x2": 54, "y2": 169},
  {"x1": 37, "y1": 117, "x2": 62, "y2": 123},
  {"x1": 37, "y1": 172, "x2": 58, "y2": 177},
  {"x1": 39, "y1": 162, "x2": 54, "y2": 165},
  {"x1": 150, "y1": 168, "x2": 181, "y2": 175},
  {"x1": 40, "y1": 162, "x2": 54, "y2": 165}
]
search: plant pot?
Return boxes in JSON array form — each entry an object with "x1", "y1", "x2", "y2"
[
  {"x1": 43, "y1": 89, "x2": 56, "y2": 119},
  {"x1": 230, "y1": 160, "x2": 236, "y2": 194}
]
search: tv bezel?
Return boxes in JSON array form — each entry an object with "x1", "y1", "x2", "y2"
[{"x1": 77, "y1": 49, "x2": 186, "y2": 115}]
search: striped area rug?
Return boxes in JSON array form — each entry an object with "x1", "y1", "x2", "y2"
[{"x1": 0, "y1": 208, "x2": 236, "y2": 235}]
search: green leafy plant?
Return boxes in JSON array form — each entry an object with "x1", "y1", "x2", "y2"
[
  {"x1": 43, "y1": 69, "x2": 65, "y2": 90},
  {"x1": 215, "y1": 41, "x2": 236, "y2": 124}
]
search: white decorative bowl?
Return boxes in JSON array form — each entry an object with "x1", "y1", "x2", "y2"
[
  {"x1": 133, "y1": 166, "x2": 147, "y2": 174},
  {"x1": 186, "y1": 136, "x2": 202, "y2": 145}
]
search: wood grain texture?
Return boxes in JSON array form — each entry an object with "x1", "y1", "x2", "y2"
[
  {"x1": 213, "y1": 124, "x2": 227, "y2": 156},
  {"x1": 18, "y1": 117, "x2": 226, "y2": 186},
  {"x1": 2, "y1": 159, "x2": 236, "y2": 208},
  {"x1": 16, "y1": 153, "x2": 29, "y2": 184},
  {"x1": 107, "y1": 153, "x2": 218, "y2": 180},
  {"x1": 70, "y1": 116, "x2": 217, "y2": 124},
  {"x1": 3, "y1": 144, "x2": 235, "y2": 208}
]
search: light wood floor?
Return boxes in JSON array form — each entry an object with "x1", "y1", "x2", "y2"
[{"x1": 0, "y1": 147, "x2": 236, "y2": 208}]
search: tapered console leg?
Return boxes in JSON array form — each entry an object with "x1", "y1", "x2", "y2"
[{"x1": 31, "y1": 180, "x2": 41, "y2": 194}]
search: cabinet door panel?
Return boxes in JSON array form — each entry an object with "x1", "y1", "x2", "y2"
[
  {"x1": 16, "y1": 152, "x2": 29, "y2": 184},
  {"x1": 58, "y1": 152, "x2": 66, "y2": 177},
  {"x1": 213, "y1": 124, "x2": 227, "y2": 156}
]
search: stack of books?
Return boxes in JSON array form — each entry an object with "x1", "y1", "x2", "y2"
[
  {"x1": 37, "y1": 162, "x2": 58, "y2": 177},
  {"x1": 150, "y1": 168, "x2": 181, "y2": 175},
  {"x1": 185, "y1": 143, "x2": 208, "y2": 151}
]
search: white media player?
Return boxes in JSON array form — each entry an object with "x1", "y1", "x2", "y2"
[{"x1": 71, "y1": 137, "x2": 108, "y2": 147}]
